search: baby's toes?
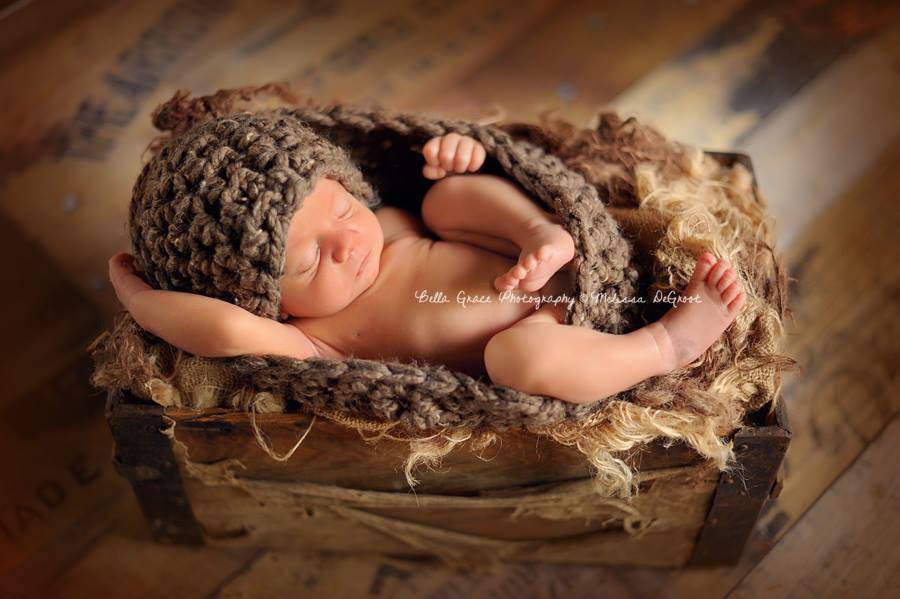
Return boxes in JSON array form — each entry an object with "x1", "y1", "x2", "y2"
[
  {"x1": 520, "y1": 253, "x2": 538, "y2": 271},
  {"x1": 722, "y1": 282, "x2": 743, "y2": 308},
  {"x1": 511, "y1": 263, "x2": 529, "y2": 279},
  {"x1": 508, "y1": 264, "x2": 529, "y2": 281},
  {"x1": 728, "y1": 289, "x2": 746, "y2": 313},
  {"x1": 716, "y1": 269, "x2": 737, "y2": 292},
  {"x1": 518, "y1": 278, "x2": 545, "y2": 293},
  {"x1": 705, "y1": 258, "x2": 731, "y2": 287},
  {"x1": 691, "y1": 252, "x2": 717, "y2": 284},
  {"x1": 535, "y1": 245, "x2": 553, "y2": 262},
  {"x1": 494, "y1": 273, "x2": 518, "y2": 291}
]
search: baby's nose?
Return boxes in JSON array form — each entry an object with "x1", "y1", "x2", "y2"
[{"x1": 331, "y1": 231, "x2": 357, "y2": 263}]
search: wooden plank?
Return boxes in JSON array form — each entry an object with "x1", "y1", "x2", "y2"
[
  {"x1": 406, "y1": 0, "x2": 747, "y2": 123},
  {"x1": 106, "y1": 396, "x2": 204, "y2": 545},
  {"x1": 0, "y1": 0, "x2": 109, "y2": 71},
  {"x1": 739, "y1": 19, "x2": 900, "y2": 246},
  {"x1": 210, "y1": 552, "x2": 652, "y2": 599},
  {"x1": 43, "y1": 516, "x2": 258, "y2": 599},
  {"x1": 164, "y1": 405, "x2": 704, "y2": 495},
  {"x1": 312, "y1": 0, "x2": 560, "y2": 109},
  {"x1": 0, "y1": 210, "x2": 101, "y2": 408},
  {"x1": 689, "y1": 423, "x2": 790, "y2": 566},
  {"x1": 730, "y1": 416, "x2": 900, "y2": 599},
  {"x1": 179, "y1": 458, "x2": 718, "y2": 565},
  {"x1": 609, "y1": 0, "x2": 900, "y2": 148},
  {"x1": 0, "y1": 386, "x2": 256, "y2": 597},
  {"x1": 0, "y1": 352, "x2": 130, "y2": 593}
]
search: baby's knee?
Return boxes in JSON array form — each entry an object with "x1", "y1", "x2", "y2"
[{"x1": 484, "y1": 325, "x2": 547, "y2": 391}]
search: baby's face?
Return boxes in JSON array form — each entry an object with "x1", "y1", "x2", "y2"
[{"x1": 279, "y1": 177, "x2": 383, "y2": 318}]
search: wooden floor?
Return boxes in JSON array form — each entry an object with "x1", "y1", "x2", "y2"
[{"x1": 1, "y1": 0, "x2": 898, "y2": 597}]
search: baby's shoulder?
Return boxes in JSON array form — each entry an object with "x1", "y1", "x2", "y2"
[{"x1": 376, "y1": 206, "x2": 427, "y2": 244}]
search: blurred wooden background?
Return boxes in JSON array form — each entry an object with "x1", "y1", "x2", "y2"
[{"x1": 0, "y1": 0, "x2": 898, "y2": 597}]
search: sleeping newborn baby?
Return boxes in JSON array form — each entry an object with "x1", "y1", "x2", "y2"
[{"x1": 109, "y1": 133, "x2": 745, "y2": 405}]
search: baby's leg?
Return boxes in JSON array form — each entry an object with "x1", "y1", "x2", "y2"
[
  {"x1": 485, "y1": 308, "x2": 671, "y2": 403},
  {"x1": 421, "y1": 175, "x2": 575, "y2": 291},
  {"x1": 484, "y1": 253, "x2": 746, "y2": 403}
]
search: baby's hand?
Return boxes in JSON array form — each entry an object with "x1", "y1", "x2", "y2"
[
  {"x1": 108, "y1": 252, "x2": 152, "y2": 310},
  {"x1": 422, "y1": 133, "x2": 486, "y2": 180},
  {"x1": 494, "y1": 219, "x2": 576, "y2": 293}
]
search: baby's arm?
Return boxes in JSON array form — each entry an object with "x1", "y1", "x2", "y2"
[
  {"x1": 108, "y1": 253, "x2": 318, "y2": 360},
  {"x1": 421, "y1": 173, "x2": 575, "y2": 292}
]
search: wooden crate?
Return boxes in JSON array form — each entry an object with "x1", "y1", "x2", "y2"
[{"x1": 105, "y1": 388, "x2": 789, "y2": 568}]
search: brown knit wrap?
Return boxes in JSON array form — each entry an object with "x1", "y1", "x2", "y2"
[
  {"x1": 281, "y1": 104, "x2": 640, "y2": 332},
  {"x1": 129, "y1": 112, "x2": 379, "y2": 322}
]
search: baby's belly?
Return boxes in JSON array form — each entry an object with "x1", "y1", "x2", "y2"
[
  {"x1": 297, "y1": 238, "x2": 572, "y2": 380},
  {"x1": 402, "y1": 241, "x2": 571, "y2": 377}
]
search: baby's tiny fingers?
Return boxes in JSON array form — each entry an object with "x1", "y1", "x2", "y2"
[
  {"x1": 423, "y1": 137, "x2": 443, "y2": 165},
  {"x1": 468, "y1": 143, "x2": 486, "y2": 172},
  {"x1": 453, "y1": 138, "x2": 474, "y2": 172},
  {"x1": 109, "y1": 252, "x2": 133, "y2": 272},
  {"x1": 422, "y1": 164, "x2": 447, "y2": 180},
  {"x1": 439, "y1": 133, "x2": 461, "y2": 169}
]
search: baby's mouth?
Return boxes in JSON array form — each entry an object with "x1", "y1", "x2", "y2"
[{"x1": 355, "y1": 250, "x2": 371, "y2": 279}]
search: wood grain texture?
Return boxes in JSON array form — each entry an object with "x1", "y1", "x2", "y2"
[
  {"x1": 730, "y1": 416, "x2": 900, "y2": 599},
  {"x1": 180, "y1": 456, "x2": 719, "y2": 567},
  {"x1": 740, "y1": 19, "x2": 900, "y2": 246},
  {"x1": 0, "y1": 211, "x2": 101, "y2": 408},
  {"x1": 689, "y1": 424, "x2": 790, "y2": 566},
  {"x1": 44, "y1": 504, "x2": 259, "y2": 599},
  {"x1": 407, "y1": 0, "x2": 747, "y2": 123},
  {"x1": 0, "y1": 351, "x2": 127, "y2": 594},
  {"x1": 165, "y1": 407, "x2": 704, "y2": 495},
  {"x1": 106, "y1": 400, "x2": 204, "y2": 545},
  {"x1": 609, "y1": 0, "x2": 899, "y2": 148}
]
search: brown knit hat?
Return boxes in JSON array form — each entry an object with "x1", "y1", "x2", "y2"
[{"x1": 129, "y1": 110, "x2": 380, "y2": 322}]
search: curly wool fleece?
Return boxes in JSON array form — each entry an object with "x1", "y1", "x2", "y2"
[{"x1": 128, "y1": 111, "x2": 380, "y2": 322}]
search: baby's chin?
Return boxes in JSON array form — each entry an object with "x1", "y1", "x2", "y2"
[{"x1": 279, "y1": 290, "x2": 365, "y2": 319}]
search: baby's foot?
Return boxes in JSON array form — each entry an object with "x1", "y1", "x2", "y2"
[
  {"x1": 650, "y1": 253, "x2": 747, "y2": 372},
  {"x1": 494, "y1": 221, "x2": 575, "y2": 292}
]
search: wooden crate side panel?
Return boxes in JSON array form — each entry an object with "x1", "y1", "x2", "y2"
[
  {"x1": 166, "y1": 408, "x2": 705, "y2": 495},
  {"x1": 175, "y1": 450, "x2": 720, "y2": 567}
]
